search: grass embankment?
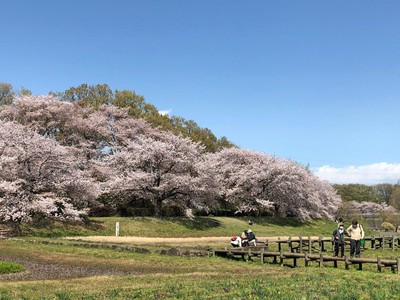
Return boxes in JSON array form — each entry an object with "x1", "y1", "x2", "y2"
[
  {"x1": 26, "y1": 216, "x2": 339, "y2": 238},
  {"x1": 1, "y1": 217, "x2": 399, "y2": 299}
]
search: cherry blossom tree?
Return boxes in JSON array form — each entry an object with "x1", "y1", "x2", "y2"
[
  {"x1": 203, "y1": 148, "x2": 341, "y2": 221},
  {"x1": 0, "y1": 95, "x2": 342, "y2": 222},
  {"x1": 103, "y1": 132, "x2": 217, "y2": 217},
  {"x1": 0, "y1": 121, "x2": 99, "y2": 223},
  {"x1": 0, "y1": 95, "x2": 164, "y2": 158}
]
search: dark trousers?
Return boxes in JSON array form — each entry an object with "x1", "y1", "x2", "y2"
[
  {"x1": 334, "y1": 242, "x2": 344, "y2": 257},
  {"x1": 350, "y1": 239, "x2": 361, "y2": 257}
]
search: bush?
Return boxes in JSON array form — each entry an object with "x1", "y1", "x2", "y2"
[{"x1": 381, "y1": 222, "x2": 395, "y2": 231}]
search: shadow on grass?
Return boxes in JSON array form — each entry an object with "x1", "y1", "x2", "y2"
[
  {"x1": 171, "y1": 217, "x2": 222, "y2": 231},
  {"x1": 247, "y1": 217, "x2": 313, "y2": 228}
]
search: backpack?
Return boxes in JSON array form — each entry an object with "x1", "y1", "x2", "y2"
[{"x1": 247, "y1": 231, "x2": 255, "y2": 241}]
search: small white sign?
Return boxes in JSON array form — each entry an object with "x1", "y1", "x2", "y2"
[{"x1": 116, "y1": 222, "x2": 120, "y2": 237}]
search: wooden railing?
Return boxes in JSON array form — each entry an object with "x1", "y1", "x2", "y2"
[
  {"x1": 263, "y1": 236, "x2": 400, "y2": 253},
  {"x1": 211, "y1": 247, "x2": 400, "y2": 274}
]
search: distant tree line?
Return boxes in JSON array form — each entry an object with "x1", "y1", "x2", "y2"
[
  {"x1": 333, "y1": 183, "x2": 400, "y2": 231},
  {"x1": 0, "y1": 94, "x2": 341, "y2": 225},
  {"x1": 333, "y1": 183, "x2": 400, "y2": 211}
]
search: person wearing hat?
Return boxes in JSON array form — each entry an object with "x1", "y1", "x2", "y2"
[{"x1": 332, "y1": 224, "x2": 347, "y2": 257}]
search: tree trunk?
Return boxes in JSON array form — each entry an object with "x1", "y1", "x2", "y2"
[{"x1": 154, "y1": 199, "x2": 163, "y2": 218}]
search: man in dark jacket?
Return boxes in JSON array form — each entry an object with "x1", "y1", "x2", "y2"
[
  {"x1": 246, "y1": 229, "x2": 257, "y2": 246},
  {"x1": 332, "y1": 225, "x2": 346, "y2": 257}
]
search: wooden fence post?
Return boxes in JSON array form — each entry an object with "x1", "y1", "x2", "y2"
[
  {"x1": 299, "y1": 236, "x2": 303, "y2": 253},
  {"x1": 345, "y1": 256, "x2": 350, "y2": 270},
  {"x1": 305, "y1": 253, "x2": 309, "y2": 267},
  {"x1": 319, "y1": 254, "x2": 323, "y2": 267},
  {"x1": 377, "y1": 257, "x2": 382, "y2": 272},
  {"x1": 319, "y1": 237, "x2": 324, "y2": 253},
  {"x1": 260, "y1": 247, "x2": 265, "y2": 264},
  {"x1": 397, "y1": 258, "x2": 400, "y2": 274}
]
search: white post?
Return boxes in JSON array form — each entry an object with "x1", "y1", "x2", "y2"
[{"x1": 116, "y1": 222, "x2": 120, "y2": 237}]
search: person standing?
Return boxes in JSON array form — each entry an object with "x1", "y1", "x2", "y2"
[
  {"x1": 332, "y1": 224, "x2": 347, "y2": 257},
  {"x1": 347, "y1": 220, "x2": 364, "y2": 258}
]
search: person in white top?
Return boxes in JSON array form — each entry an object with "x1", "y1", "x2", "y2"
[
  {"x1": 230, "y1": 236, "x2": 242, "y2": 247},
  {"x1": 346, "y1": 220, "x2": 364, "y2": 258}
]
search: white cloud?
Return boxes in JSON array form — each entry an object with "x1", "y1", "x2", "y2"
[
  {"x1": 158, "y1": 109, "x2": 172, "y2": 116},
  {"x1": 313, "y1": 162, "x2": 400, "y2": 185}
]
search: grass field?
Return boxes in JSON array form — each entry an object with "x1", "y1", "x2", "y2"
[{"x1": 1, "y1": 216, "x2": 400, "y2": 299}]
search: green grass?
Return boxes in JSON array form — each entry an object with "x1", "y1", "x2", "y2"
[
  {"x1": 20, "y1": 216, "x2": 342, "y2": 238},
  {"x1": 0, "y1": 261, "x2": 25, "y2": 274},
  {"x1": 1, "y1": 216, "x2": 400, "y2": 299}
]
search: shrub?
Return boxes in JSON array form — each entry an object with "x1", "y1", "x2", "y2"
[{"x1": 381, "y1": 222, "x2": 395, "y2": 231}]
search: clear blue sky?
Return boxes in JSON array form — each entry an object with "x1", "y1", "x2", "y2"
[{"x1": 2, "y1": 1, "x2": 400, "y2": 184}]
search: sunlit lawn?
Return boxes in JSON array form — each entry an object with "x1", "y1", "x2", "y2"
[{"x1": 1, "y1": 217, "x2": 400, "y2": 299}]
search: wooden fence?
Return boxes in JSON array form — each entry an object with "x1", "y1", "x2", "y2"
[
  {"x1": 211, "y1": 235, "x2": 400, "y2": 273},
  {"x1": 211, "y1": 247, "x2": 400, "y2": 274},
  {"x1": 265, "y1": 236, "x2": 400, "y2": 253}
]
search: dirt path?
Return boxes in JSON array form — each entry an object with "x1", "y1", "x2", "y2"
[
  {"x1": 65, "y1": 235, "x2": 329, "y2": 244},
  {"x1": 66, "y1": 236, "x2": 231, "y2": 244}
]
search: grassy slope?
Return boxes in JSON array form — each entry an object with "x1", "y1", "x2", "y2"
[
  {"x1": 26, "y1": 216, "x2": 340, "y2": 238},
  {"x1": 1, "y1": 217, "x2": 399, "y2": 299}
]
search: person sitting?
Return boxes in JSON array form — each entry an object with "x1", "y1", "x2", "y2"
[
  {"x1": 240, "y1": 230, "x2": 249, "y2": 247},
  {"x1": 230, "y1": 236, "x2": 242, "y2": 247},
  {"x1": 246, "y1": 229, "x2": 257, "y2": 246}
]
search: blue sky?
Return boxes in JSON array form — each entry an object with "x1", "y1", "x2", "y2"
[{"x1": 1, "y1": 1, "x2": 400, "y2": 184}]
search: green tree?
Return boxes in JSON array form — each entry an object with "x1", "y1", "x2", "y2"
[
  {"x1": 333, "y1": 184, "x2": 379, "y2": 203},
  {"x1": 113, "y1": 89, "x2": 147, "y2": 118},
  {"x1": 373, "y1": 183, "x2": 393, "y2": 204},
  {"x1": 389, "y1": 184, "x2": 400, "y2": 210},
  {"x1": 18, "y1": 87, "x2": 32, "y2": 96},
  {"x1": 56, "y1": 83, "x2": 113, "y2": 109},
  {"x1": 215, "y1": 136, "x2": 235, "y2": 151},
  {"x1": 0, "y1": 83, "x2": 14, "y2": 106}
]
